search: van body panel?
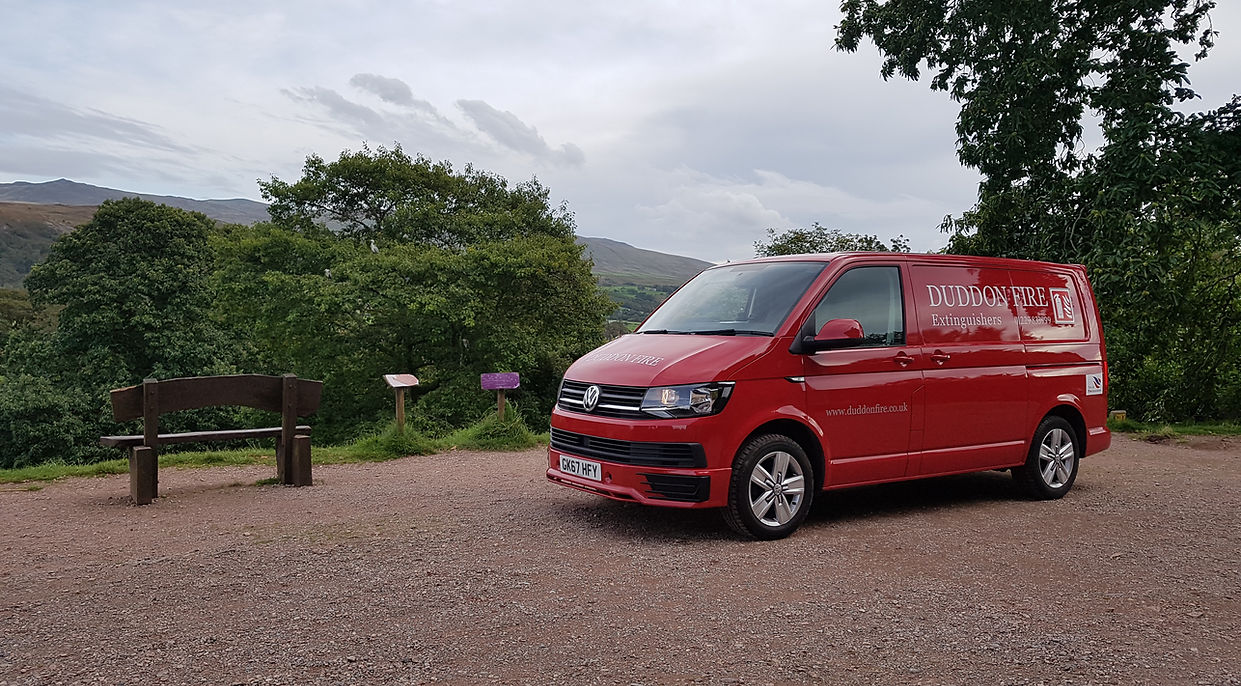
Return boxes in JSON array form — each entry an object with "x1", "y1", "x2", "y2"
[
  {"x1": 803, "y1": 348, "x2": 921, "y2": 485},
  {"x1": 917, "y1": 365, "x2": 1030, "y2": 473},
  {"x1": 566, "y1": 333, "x2": 778, "y2": 387},
  {"x1": 1027, "y1": 363, "x2": 1109, "y2": 456},
  {"x1": 1022, "y1": 343, "x2": 1104, "y2": 366},
  {"x1": 548, "y1": 252, "x2": 1112, "y2": 534}
]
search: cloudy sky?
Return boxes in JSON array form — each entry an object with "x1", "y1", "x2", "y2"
[{"x1": 2, "y1": 2, "x2": 1238, "y2": 262}]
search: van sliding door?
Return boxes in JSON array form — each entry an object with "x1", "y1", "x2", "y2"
[{"x1": 907, "y1": 264, "x2": 1028, "y2": 474}]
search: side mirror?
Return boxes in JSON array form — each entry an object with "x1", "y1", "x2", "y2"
[
  {"x1": 816, "y1": 318, "x2": 864, "y2": 342},
  {"x1": 791, "y1": 318, "x2": 866, "y2": 354}
]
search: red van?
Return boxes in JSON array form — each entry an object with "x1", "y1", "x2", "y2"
[{"x1": 547, "y1": 253, "x2": 1110, "y2": 539}]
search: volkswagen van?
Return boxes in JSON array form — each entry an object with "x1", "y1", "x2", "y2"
[{"x1": 547, "y1": 253, "x2": 1110, "y2": 539}]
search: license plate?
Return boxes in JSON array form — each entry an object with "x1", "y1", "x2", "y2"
[{"x1": 559, "y1": 454, "x2": 602, "y2": 481}]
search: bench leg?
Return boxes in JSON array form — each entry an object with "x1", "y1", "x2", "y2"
[
  {"x1": 130, "y1": 446, "x2": 157, "y2": 505},
  {"x1": 290, "y1": 435, "x2": 312, "y2": 487}
]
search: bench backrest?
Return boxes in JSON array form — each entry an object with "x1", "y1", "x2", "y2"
[{"x1": 110, "y1": 374, "x2": 322, "y2": 422}]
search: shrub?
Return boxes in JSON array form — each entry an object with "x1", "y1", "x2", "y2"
[{"x1": 0, "y1": 375, "x2": 100, "y2": 469}]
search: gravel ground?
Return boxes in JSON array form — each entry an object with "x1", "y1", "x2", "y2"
[{"x1": 1, "y1": 434, "x2": 1238, "y2": 686}]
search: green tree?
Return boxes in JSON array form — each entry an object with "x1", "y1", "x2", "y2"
[
  {"x1": 837, "y1": 1, "x2": 1240, "y2": 420},
  {"x1": 755, "y1": 223, "x2": 909, "y2": 256},
  {"x1": 837, "y1": 0, "x2": 1215, "y2": 194},
  {"x1": 23, "y1": 198, "x2": 230, "y2": 388},
  {"x1": 214, "y1": 225, "x2": 611, "y2": 439},
  {"x1": 0, "y1": 374, "x2": 92, "y2": 469},
  {"x1": 2, "y1": 199, "x2": 236, "y2": 467},
  {"x1": 221, "y1": 150, "x2": 613, "y2": 438},
  {"x1": 259, "y1": 143, "x2": 576, "y2": 249}
]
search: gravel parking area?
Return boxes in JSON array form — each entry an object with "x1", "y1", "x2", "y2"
[{"x1": 1, "y1": 434, "x2": 1238, "y2": 685}]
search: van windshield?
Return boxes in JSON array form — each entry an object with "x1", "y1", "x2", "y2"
[{"x1": 638, "y1": 261, "x2": 826, "y2": 336}]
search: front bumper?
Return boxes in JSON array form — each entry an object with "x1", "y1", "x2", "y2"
[{"x1": 546, "y1": 444, "x2": 731, "y2": 507}]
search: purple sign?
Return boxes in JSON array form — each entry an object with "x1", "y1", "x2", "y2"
[{"x1": 480, "y1": 372, "x2": 520, "y2": 390}]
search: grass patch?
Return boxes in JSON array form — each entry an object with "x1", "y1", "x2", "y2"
[
  {"x1": 0, "y1": 458, "x2": 130, "y2": 484},
  {"x1": 0, "y1": 411, "x2": 547, "y2": 484},
  {"x1": 254, "y1": 477, "x2": 281, "y2": 486},
  {"x1": 439, "y1": 411, "x2": 545, "y2": 451},
  {"x1": 329, "y1": 426, "x2": 439, "y2": 464},
  {"x1": 1108, "y1": 416, "x2": 1241, "y2": 437},
  {"x1": 160, "y1": 449, "x2": 274, "y2": 468}
]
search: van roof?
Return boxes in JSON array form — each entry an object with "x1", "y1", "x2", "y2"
[{"x1": 714, "y1": 252, "x2": 1086, "y2": 271}]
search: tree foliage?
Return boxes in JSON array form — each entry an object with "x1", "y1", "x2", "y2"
[
  {"x1": 2, "y1": 198, "x2": 233, "y2": 467},
  {"x1": 259, "y1": 143, "x2": 576, "y2": 249},
  {"x1": 837, "y1": 0, "x2": 1216, "y2": 192},
  {"x1": 224, "y1": 147, "x2": 612, "y2": 439},
  {"x1": 23, "y1": 198, "x2": 230, "y2": 388},
  {"x1": 0, "y1": 374, "x2": 92, "y2": 469},
  {"x1": 838, "y1": 0, "x2": 1240, "y2": 420},
  {"x1": 754, "y1": 223, "x2": 910, "y2": 256}
]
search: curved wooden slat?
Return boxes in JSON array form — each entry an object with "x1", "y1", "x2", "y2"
[{"x1": 110, "y1": 375, "x2": 323, "y2": 421}]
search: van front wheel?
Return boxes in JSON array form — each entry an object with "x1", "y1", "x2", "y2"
[
  {"x1": 1014, "y1": 416, "x2": 1079, "y2": 499},
  {"x1": 722, "y1": 434, "x2": 813, "y2": 540}
]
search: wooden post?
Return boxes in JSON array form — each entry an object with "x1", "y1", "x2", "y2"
[
  {"x1": 395, "y1": 388, "x2": 406, "y2": 433},
  {"x1": 481, "y1": 373, "x2": 519, "y2": 421},
  {"x1": 383, "y1": 374, "x2": 418, "y2": 432},
  {"x1": 141, "y1": 378, "x2": 159, "y2": 499},
  {"x1": 290, "y1": 435, "x2": 312, "y2": 486},
  {"x1": 280, "y1": 374, "x2": 298, "y2": 485},
  {"x1": 130, "y1": 446, "x2": 156, "y2": 505}
]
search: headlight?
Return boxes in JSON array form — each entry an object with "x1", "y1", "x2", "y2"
[{"x1": 640, "y1": 382, "x2": 735, "y2": 418}]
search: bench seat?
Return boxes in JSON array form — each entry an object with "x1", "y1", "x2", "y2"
[
  {"x1": 101, "y1": 374, "x2": 323, "y2": 504},
  {"x1": 100, "y1": 425, "x2": 312, "y2": 448}
]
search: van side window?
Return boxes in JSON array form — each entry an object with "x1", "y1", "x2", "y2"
[{"x1": 812, "y1": 266, "x2": 905, "y2": 346}]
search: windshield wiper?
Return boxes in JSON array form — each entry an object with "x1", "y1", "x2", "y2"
[
  {"x1": 638, "y1": 328, "x2": 772, "y2": 336},
  {"x1": 685, "y1": 329, "x2": 774, "y2": 336}
]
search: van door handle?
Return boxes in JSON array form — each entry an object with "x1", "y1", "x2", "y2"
[
  {"x1": 894, "y1": 352, "x2": 914, "y2": 367},
  {"x1": 930, "y1": 351, "x2": 951, "y2": 365}
]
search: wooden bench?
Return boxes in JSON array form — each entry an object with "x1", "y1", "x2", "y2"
[{"x1": 100, "y1": 374, "x2": 323, "y2": 505}]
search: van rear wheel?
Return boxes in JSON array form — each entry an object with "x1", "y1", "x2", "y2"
[
  {"x1": 722, "y1": 434, "x2": 813, "y2": 540},
  {"x1": 1014, "y1": 416, "x2": 1079, "y2": 499}
]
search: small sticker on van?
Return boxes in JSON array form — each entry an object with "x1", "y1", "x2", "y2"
[
  {"x1": 1050, "y1": 288, "x2": 1076, "y2": 325},
  {"x1": 1086, "y1": 373, "x2": 1103, "y2": 396}
]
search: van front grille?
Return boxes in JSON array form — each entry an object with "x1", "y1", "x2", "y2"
[
  {"x1": 557, "y1": 380, "x2": 647, "y2": 419},
  {"x1": 550, "y1": 428, "x2": 706, "y2": 468}
]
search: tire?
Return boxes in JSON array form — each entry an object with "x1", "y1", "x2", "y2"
[
  {"x1": 722, "y1": 434, "x2": 814, "y2": 540},
  {"x1": 1013, "y1": 416, "x2": 1080, "y2": 499}
]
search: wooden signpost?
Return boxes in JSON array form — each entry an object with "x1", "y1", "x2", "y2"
[
  {"x1": 480, "y1": 373, "x2": 520, "y2": 419},
  {"x1": 383, "y1": 374, "x2": 420, "y2": 433}
]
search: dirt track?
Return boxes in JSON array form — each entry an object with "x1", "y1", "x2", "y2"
[{"x1": 1, "y1": 435, "x2": 1238, "y2": 685}]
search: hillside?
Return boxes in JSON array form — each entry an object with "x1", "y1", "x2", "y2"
[
  {"x1": 0, "y1": 179, "x2": 270, "y2": 225},
  {"x1": 0, "y1": 203, "x2": 97, "y2": 287},
  {"x1": 576, "y1": 236, "x2": 710, "y2": 286}
]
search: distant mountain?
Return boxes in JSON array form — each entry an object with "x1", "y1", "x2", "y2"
[
  {"x1": 577, "y1": 236, "x2": 711, "y2": 286},
  {"x1": 0, "y1": 179, "x2": 270, "y2": 226},
  {"x1": 0, "y1": 179, "x2": 712, "y2": 291}
]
